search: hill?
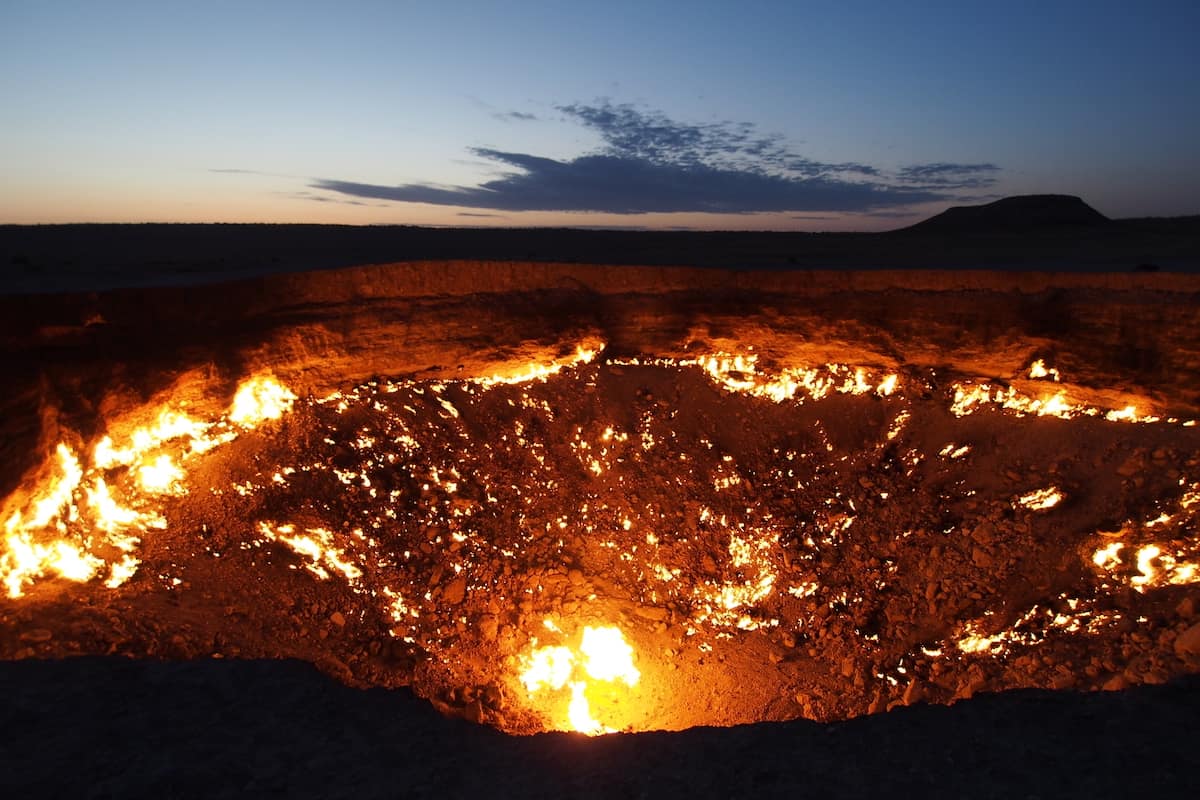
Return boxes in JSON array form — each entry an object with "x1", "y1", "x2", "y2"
[{"x1": 899, "y1": 194, "x2": 1111, "y2": 234}]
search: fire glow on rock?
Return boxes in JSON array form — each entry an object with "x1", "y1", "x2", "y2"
[{"x1": 2, "y1": 345, "x2": 1200, "y2": 734}]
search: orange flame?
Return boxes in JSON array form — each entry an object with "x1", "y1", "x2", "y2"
[
  {"x1": 517, "y1": 623, "x2": 639, "y2": 735},
  {"x1": 0, "y1": 374, "x2": 299, "y2": 597},
  {"x1": 230, "y1": 375, "x2": 297, "y2": 427}
]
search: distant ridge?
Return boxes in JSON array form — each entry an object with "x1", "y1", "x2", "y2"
[{"x1": 900, "y1": 195, "x2": 1111, "y2": 233}]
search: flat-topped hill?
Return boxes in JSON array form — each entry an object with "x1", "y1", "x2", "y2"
[{"x1": 900, "y1": 194, "x2": 1111, "y2": 233}]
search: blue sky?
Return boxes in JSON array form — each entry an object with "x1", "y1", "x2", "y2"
[{"x1": 2, "y1": 1, "x2": 1197, "y2": 229}]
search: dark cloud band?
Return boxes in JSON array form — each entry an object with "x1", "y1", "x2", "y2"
[{"x1": 308, "y1": 101, "x2": 999, "y2": 215}]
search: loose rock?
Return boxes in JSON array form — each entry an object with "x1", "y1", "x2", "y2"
[{"x1": 1174, "y1": 621, "x2": 1200, "y2": 658}]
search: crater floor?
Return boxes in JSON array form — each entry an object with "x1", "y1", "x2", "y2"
[{"x1": 4, "y1": 345, "x2": 1199, "y2": 734}]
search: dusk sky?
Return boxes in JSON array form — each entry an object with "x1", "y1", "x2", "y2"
[{"x1": 2, "y1": 1, "x2": 1197, "y2": 230}]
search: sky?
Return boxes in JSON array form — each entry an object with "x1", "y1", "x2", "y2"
[{"x1": 1, "y1": 1, "x2": 1197, "y2": 230}]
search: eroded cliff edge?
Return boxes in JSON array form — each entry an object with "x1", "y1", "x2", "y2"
[{"x1": 3, "y1": 262, "x2": 1199, "y2": 493}]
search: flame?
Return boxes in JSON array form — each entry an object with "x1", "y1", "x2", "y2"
[
  {"x1": 10, "y1": 444, "x2": 84, "y2": 534},
  {"x1": 87, "y1": 479, "x2": 150, "y2": 533},
  {"x1": 686, "y1": 527, "x2": 780, "y2": 630},
  {"x1": 1090, "y1": 539, "x2": 1200, "y2": 592},
  {"x1": 7, "y1": 338, "x2": 1200, "y2": 732},
  {"x1": 1, "y1": 445, "x2": 89, "y2": 597},
  {"x1": 94, "y1": 410, "x2": 217, "y2": 469},
  {"x1": 1, "y1": 532, "x2": 101, "y2": 598},
  {"x1": 1132, "y1": 544, "x2": 1162, "y2": 588},
  {"x1": 1028, "y1": 359, "x2": 1061, "y2": 381},
  {"x1": 608, "y1": 354, "x2": 899, "y2": 405},
  {"x1": 257, "y1": 522, "x2": 362, "y2": 584},
  {"x1": 568, "y1": 682, "x2": 606, "y2": 735},
  {"x1": 0, "y1": 374, "x2": 298, "y2": 597},
  {"x1": 688, "y1": 353, "x2": 899, "y2": 404},
  {"x1": 951, "y1": 380, "x2": 1162, "y2": 423},
  {"x1": 1092, "y1": 541, "x2": 1124, "y2": 569},
  {"x1": 138, "y1": 454, "x2": 185, "y2": 494},
  {"x1": 230, "y1": 375, "x2": 297, "y2": 427},
  {"x1": 517, "y1": 623, "x2": 639, "y2": 734},
  {"x1": 104, "y1": 554, "x2": 140, "y2": 589},
  {"x1": 519, "y1": 645, "x2": 575, "y2": 693},
  {"x1": 579, "y1": 626, "x2": 640, "y2": 684},
  {"x1": 956, "y1": 624, "x2": 1006, "y2": 654},
  {"x1": 475, "y1": 343, "x2": 603, "y2": 386},
  {"x1": 1104, "y1": 406, "x2": 1138, "y2": 423}
]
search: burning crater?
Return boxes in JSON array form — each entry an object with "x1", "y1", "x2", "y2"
[{"x1": 2, "y1": 263, "x2": 1200, "y2": 735}]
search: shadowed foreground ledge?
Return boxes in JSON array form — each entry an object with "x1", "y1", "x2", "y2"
[{"x1": 0, "y1": 657, "x2": 1195, "y2": 799}]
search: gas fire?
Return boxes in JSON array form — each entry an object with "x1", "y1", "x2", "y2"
[
  {"x1": 519, "y1": 623, "x2": 640, "y2": 734},
  {"x1": 0, "y1": 375, "x2": 295, "y2": 598}
]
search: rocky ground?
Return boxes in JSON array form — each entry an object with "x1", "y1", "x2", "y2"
[{"x1": 3, "y1": 353, "x2": 1200, "y2": 736}]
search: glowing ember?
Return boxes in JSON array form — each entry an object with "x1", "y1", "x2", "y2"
[
  {"x1": 1092, "y1": 541, "x2": 1124, "y2": 570},
  {"x1": 1015, "y1": 487, "x2": 1065, "y2": 511},
  {"x1": 956, "y1": 624, "x2": 1006, "y2": 654},
  {"x1": 1090, "y1": 537, "x2": 1200, "y2": 592}
]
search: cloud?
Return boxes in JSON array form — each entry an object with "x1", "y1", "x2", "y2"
[
  {"x1": 310, "y1": 101, "x2": 1001, "y2": 215},
  {"x1": 895, "y1": 162, "x2": 1001, "y2": 189},
  {"x1": 493, "y1": 110, "x2": 538, "y2": 123},
  {"x1": 314, "y1": 156, "x2": 943, "y2": 214},
  {"x1": 555, "y1": 103, "x2": 881, "y2": 179},
  {"x1": 280, "y1": 189, "x2": 367, "y2": 206},
  {"x1": 860, "y1": 209, "x2": 925, "y2": 219},
  {"x1": 457, "y1": 211, "x2": 506, "y2": 218},
  {"x1": 305, "y1": 196, "x2": 367, "y2": 206}
]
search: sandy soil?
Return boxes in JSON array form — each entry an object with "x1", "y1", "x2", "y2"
[{"x1": 2, "y1": 217, "x2": 1198, "y2": 294}]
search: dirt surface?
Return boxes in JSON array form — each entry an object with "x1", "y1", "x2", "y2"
[
  {"x1": 2, "y1": 656, "x2": 1197, "y2": 799},
  {"x1": 2, "y1": 215, "x2": 1198, "y2": 294}
]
